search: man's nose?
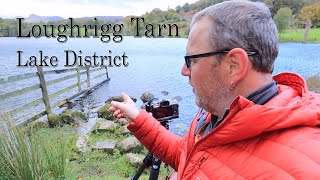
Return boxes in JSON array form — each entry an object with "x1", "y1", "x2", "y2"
[{"x1": 181, "y1": 63, "x2": 191, "y2": 76}]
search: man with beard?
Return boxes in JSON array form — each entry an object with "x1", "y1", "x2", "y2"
[{"x1": 109, "y1": 0, "x2": 320, "y2": 179}]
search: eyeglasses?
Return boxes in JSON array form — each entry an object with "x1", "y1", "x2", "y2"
[{"x1": 184, "y1": 49, "x2": 257, "y2": 68}]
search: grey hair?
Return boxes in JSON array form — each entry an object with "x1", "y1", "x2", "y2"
[{"x1": 191, "y1": 0, "x2": 278, "y2": 73}]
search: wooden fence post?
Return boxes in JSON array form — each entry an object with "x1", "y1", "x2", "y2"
[
  {"x1": 76, "y1": 65, "x2": 81, "y2": 92},
  {"x1": 36, "y1": 66, "x2": 52, "y2": 114},
  {"x1": 86, "y1": 66, "x2": 90, "y2": 88}
]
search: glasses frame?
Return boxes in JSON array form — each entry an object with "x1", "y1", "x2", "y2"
[{"x1": 184, "y1": 49, "x2": 256, "y2": 68}]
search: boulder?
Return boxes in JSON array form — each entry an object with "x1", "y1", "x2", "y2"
[
  {"x1": 115, "y1": 118, "x2": 128, "y2": 125},
  {"x1": 48, "y1": 114, "x2": 63, "y2": 128},
  {"x1": 118, "y1": 124, "x2": 131, "y2": 135},
  {"x1": 92, "y1": 140, "x2": 116, "y2": 154},
  {"x1": 77, "y1": 117, "x2": 99, "y2": 136},
  {"x1": 61, "y1": 110, "x2": 88, "y2": 125},
  {"x1": 117, "y1": 136, "x2": 143, "y2": 153},
  {"x1": 161, "y1": 91, "x2": 169, "y2": 96},
  {"x1": 172, "y1": 96, "x2": 182, "y2": 102},
  {"x1": 140, "y1": 92, "x2": 155, "y2": 103},
  {"x1": 97, "y1": 104, "x2": 114, "y2": 120},
  {"x1": 126, "y1": 153, "x2": 144, "y2": 166},
  {"x1": 76, "y1": 135, "x2": 90, "y2": 153},
  {"x1": 95, "y1": 118, "x2": 118, "y2": 132}
]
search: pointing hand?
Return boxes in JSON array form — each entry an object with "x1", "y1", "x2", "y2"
[{"x1": 108, "y1": 93, "x2": 140, "y2": 123}]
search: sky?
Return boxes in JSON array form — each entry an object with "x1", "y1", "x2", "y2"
[{"x1": 1, "y1": 0, "x2": 199, "y2": 18}]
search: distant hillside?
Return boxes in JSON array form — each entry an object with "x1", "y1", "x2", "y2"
[
  {"x1": 25, "y1": 14, "x2": 64, "y2": 23},
  {"x1": 23, "y1": 14, "x2": 124, "y2": 23},
  {"x1": 79, "y1": 16, "x2": 124, "y2": 21}
]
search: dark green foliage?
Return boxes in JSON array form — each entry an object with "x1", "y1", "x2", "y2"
[{"x1": 274, "y1": 7, "x2": 293, "y2": 33}]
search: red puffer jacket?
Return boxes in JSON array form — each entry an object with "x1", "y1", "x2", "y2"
[{"x1": 127, "y1": 73, "x2": 320, "y2": 179}]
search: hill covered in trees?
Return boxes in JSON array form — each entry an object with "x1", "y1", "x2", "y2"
[{"x1": 1, "y1": 0, "x2": 319, "y2": 41}]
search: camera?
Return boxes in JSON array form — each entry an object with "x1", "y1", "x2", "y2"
[{"x1": 144, "y1": 98, "x2": 179, "y2": 121}]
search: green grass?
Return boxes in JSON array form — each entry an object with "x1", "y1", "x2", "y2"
[
  {"x1": 30, "y1": 126, "x2": 74, "y2": 179},
  {"x1": 279, "y1": 28, "x2": 320, "y2": 43},
  {"x1": 30, "y1": 125, "x2": 172, "y2": 179},
  {"x1": 0, "y1": 113, "x2": 44, "y2": 180},
  {"x1": 0, "y1": 110, "x2": 175, "y2": 179}
]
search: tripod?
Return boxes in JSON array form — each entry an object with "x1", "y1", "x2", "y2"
[{"x1": 131, "y1": 121, "x2": 170, "y2": 180}]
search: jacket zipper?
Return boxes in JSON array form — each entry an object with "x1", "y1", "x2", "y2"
[
  {"x1": 194, "y1": 156, "x2": 206, "y2": 172},
  {"x1": 181, "y1": 122, "x2": 209, "y2": 177},
  {"x1": 182, "y1": 103, "x2": 240, "y2": 178},
  {"x1": 182, "y1": 156, "x2": 206, "y2": 179}
]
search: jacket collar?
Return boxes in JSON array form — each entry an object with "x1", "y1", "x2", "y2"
[{"x1": 194, "y1": 72, "x2": 320, "y2": 147}]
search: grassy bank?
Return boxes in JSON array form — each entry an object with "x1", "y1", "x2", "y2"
[
  {"x1": 0, "y1": 121, "x2": 172, "y2": 180},
  {"x1": 279, "y1": 28, "x2": 320, "y2": 43}
]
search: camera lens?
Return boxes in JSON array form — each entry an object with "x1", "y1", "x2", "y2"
[{"x1": 160, "y1": 100, "x2": 170, "y2": 107}]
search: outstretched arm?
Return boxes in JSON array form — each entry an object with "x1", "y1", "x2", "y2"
[{"x1": 109, "y1": 93, "x2": 183, "y2": 170}]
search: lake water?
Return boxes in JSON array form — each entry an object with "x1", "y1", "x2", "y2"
[{"x1": 0, "y1": 37, "x2": 319, "y2": 135}]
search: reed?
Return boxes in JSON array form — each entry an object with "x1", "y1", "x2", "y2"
[
  {"x1": 0, "y1": 112, "x2": 43, "y2": 180},
  {"x1": 0, "y1": 112, "x2": 67, "y2": 179}
]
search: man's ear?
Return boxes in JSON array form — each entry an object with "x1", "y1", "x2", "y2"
[{"x1": 224, "y1": 48, "x2": 249, "y2": 84}]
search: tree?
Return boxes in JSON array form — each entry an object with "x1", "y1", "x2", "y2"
[
  {"x1": 182, "y1": 3, "x2": 191, "y2": 12},
  {"x1": 297, "y1": 5, "x2": 320, "y2": 42},
  {"x1": 265, "y1": 0, "x2": 314, "y2": 17},
  {"x1": 274, "y1": 7, "x2": 293, "y2": 33},
  {"x1": 175, "y1": 5, "x2": 183, "y2": 13}
]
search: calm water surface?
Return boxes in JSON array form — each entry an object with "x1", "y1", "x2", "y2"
[{"x1": 0, "y1": 37, "x2": 319, "y2": 134}]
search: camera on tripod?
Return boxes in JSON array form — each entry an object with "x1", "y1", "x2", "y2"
[
  {"x1": 132, "y1": 98, "x2": 179, "y2": 180},
  {"x1": 144, "y1": 98, "x2": 179, "y2": 122}
]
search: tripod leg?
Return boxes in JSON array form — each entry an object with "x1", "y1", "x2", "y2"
[
  {"x1": 132, "y1": 152, "x2": 153, "y2": 180},
  {"x1": 149, "y1": 156, "x2": 162, "y2": 180}
]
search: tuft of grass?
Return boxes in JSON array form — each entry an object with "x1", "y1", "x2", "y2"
[
  {"x1": 306, "y1": 75, "x2": 320, "y2": 93},
  {"x1": 0, "y1": 112, "x2": 173, "y2": 179},
  {"x1": 0, "y1": 113, "x2": 44, "y2": 180},
  {"x1": 39, "y1": 136, "x2": 67, "y2": 179},
  {"x1": 0, "y1": 112, "x2": 70, "y2": 180}
]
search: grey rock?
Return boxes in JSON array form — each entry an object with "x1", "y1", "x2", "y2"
[
  {"x1": 117, "y1": 136, "x2": 143, "y2": 153},
  {"x1": 140, "y1": 92, "x2": 155, "y2": 103},
  {"x1": 115, "y1": 118, "x2": 128, "y2": 125},
  {"x1": 126, "y1": 153, "x2": 143, "y2": 166},
  {"x1": 161, "y1": 91, "x2": 169, "y2": 96},
  {"x1": 172, "y1": 96, "x2": 182, "y2": 102},
  {"x1": 92, "y1": 140, "x2": 116, "y2": 154},
  {"x1": 76, "y1": 135, "x2": 90, "y2": 153},
  {"x1": 119, "y1": 124, "x2": 131, "y2": 135},
  {"x1": 96, "y1": 120, "x2": 118, "y2": 132},
  {"x1": 77, "y1": 117, "x2": 98, "y2": 135},
  {"x1": 61, "y1": 110, "x2": 88, "y2": 125}
]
